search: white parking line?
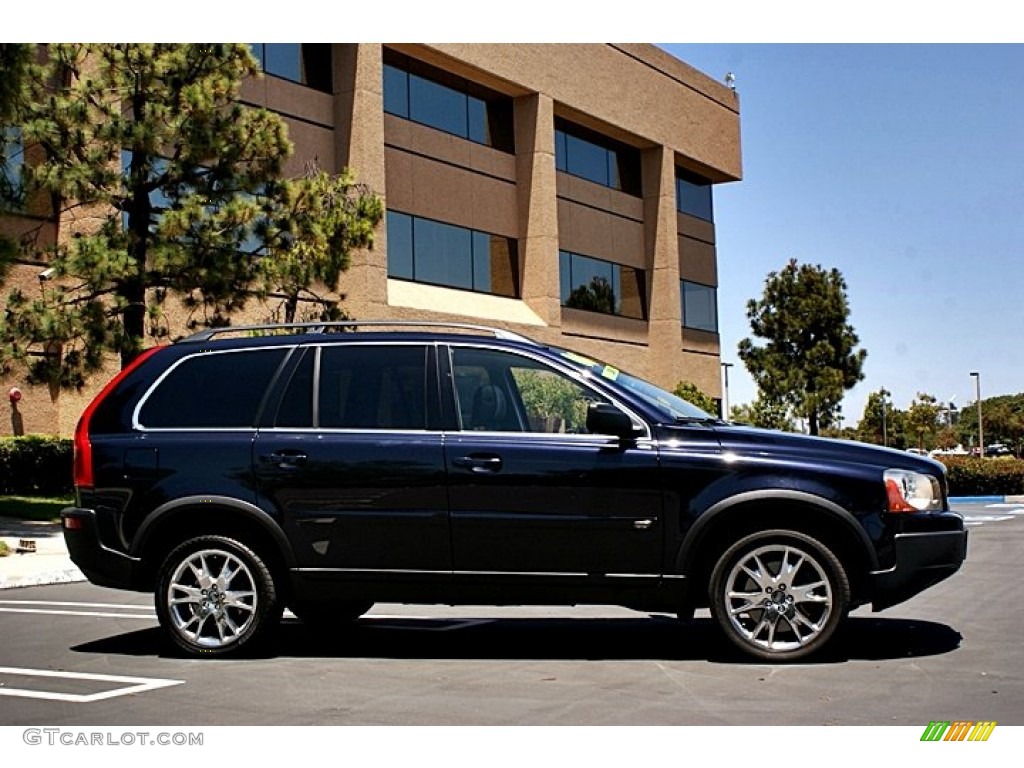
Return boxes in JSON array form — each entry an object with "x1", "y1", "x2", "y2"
[
  {"x1": 0, "y1": 600, "x2": 153, "y2": 610},
  {"x1": 961, "y1": 515, "x2": 1014, "y2": 524},
  {"x1": 0, "y1": 599, "x2": 155, "y2": 619},
  {"x1": 0, "y1": 666, "x2": 183, "y2": 703}
]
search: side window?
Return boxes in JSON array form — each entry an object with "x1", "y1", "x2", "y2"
[
  {"x1": 275, "y1": 348, "x2": 314, "y2": 428},
  {"x1": 451, "y1": 348, "x2": 608, "y2": 434},
  {"x1": 139, "y1": 349, "x2": 286, "y2": 428},
  {"x1": 318, "y1": 345, "x2": 427, "y2": 430}
]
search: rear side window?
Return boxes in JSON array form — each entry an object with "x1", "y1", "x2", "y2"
[
  {"x1": 138, "y1": 349, "x2": 287, "y2": 428},
  {"x1": 318, "y1": 345, "x2": 427, "y2": 430}
]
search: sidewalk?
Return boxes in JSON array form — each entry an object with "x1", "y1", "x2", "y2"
[{"x1": 0, "y1": 515, "x2": 84, "y2": 589}]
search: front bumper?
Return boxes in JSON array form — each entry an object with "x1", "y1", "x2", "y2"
[
  {"x1": 870, "y1": 527, "x2": 968, "y2": 611},
  {"x1": 61, "y1": 507, "x2": 144, "y2": 591}
]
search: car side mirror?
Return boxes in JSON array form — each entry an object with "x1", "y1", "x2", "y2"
[{"x1": 587, "y1": 402, "x2": 643, "y2": 441}]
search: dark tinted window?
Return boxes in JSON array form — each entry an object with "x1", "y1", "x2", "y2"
[
  {"x1": 318, "y1": 345, "x2": 427, "y2": 430},
  {"x1": 387, "y1": 210, "x2": 518, "y2": 297},
  {"x1": 382, "y1": 49, "x2": 514, "y2": 153},
  {"x1": 682, "y1": 280, "x2": 718, "y2": 332},
  {"x1": 676, "y1": 168, "x2": 714, "y2": 221},
  {"x1": 554, "y1": 119, "x2": 641, "y2": 196},
  {"x1": 1, "y1": 126, "x2": 25, "y2": 212},
  {"x1": 275, "y1": 348, "x2": 314, "y2": 428},
  {"x1": 250, "y1": 44, "x2": 332, "y2": 93},
  {"x1": 559, "y1": 250, "x2": 646, "y2": 320},
  {"x1": 139, "y1": 349, "x2": 286, "y2": 428}
]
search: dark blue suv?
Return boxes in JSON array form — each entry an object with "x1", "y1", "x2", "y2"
[{"x1": 62, "y1": 321, "x2": 967, "y2": 661}]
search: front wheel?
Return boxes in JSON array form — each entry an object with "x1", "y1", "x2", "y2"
[
  {"x1": 155, "y1": 535, "x2": 281, "y2": 657},
  {"x1": 709, "y1": 530, "x2": 850, "y2": 662}
]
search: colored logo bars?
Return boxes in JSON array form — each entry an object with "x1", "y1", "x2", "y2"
[{"x1": 920, "y1": 721, "x2": 997, "y2": 742}]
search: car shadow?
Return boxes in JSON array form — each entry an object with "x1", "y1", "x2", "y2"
[{"x1": 70, "y1": 614, "x2": 962, "y2": 664}]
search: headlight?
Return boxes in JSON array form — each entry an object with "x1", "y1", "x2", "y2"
[{"x1": 884, "y1": 469, "x2": 942, "y2": 512}]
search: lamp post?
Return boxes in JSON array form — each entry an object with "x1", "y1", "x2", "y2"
[
  {"x1": 880, "y1": 388, "x2": 890, "y2": 447},
  {"x1": 971, "y1": 372, "x2": 984, "y2": 458},
  {"x1": 720, "y1": 362, "x2": 734, "y2": 420}
]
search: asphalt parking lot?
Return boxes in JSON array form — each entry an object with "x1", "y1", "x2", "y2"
[{"x1": 0, "y1": 502, "x2": 1022, "y2": 726}]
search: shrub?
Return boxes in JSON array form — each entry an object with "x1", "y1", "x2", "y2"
[
  {"x1": 0, "y1": 435, "x2": 73, "y2": 496},
  {"x1": 935, "y1": 456, "x2": 1024, "y2": 497}
]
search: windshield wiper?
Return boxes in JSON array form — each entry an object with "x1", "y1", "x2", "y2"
[{"x1": 674, "y1": 415, "x2": 723, "y2": 426}]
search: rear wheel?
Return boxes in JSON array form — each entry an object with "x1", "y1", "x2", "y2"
[
  {"x1": 155, "y1": 535, "x2": 281, "y2": 657},
  {"x1": 709, "y1": 529, "x2": 850, "y2": 661}
]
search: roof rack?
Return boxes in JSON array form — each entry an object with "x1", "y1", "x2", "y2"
[{"x1": 179, "y1": 320, "x2": 538, "y2": 345}]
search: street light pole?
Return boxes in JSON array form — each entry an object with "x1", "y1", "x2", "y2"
[
  {"x1": 721, "y1": 362, "x2": 734, "y2": 420},
  {"x1": 880, "y1": 388, "x2": 889, "y2": 447},
  {"x1": 971, "y1": 372, "x2": 984, "y2": 458}
]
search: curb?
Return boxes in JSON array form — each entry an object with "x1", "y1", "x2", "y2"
[
  {"x1": 949, "y1": 495, "x2": 1024, "y2": 504},
  {"x1": 0, "y1": 567, "x2": 86, "y2": 590}
]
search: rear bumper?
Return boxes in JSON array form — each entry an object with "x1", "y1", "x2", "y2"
[
  {"x1": 870, "y1": 528, "x2": 968, "y2": 611},
  {"x1": 61, "y1": 507, "x2": 143, "y2": 591}
]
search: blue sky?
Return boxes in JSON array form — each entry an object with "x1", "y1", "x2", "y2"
[{"x1": 659, "y1": 44, "x2": 1024, "y2": 426}]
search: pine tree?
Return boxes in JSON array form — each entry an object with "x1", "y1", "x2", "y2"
[
  {"x1": 0, "y1": 44, "x2": 382, "y2": 388},
  {"x1": 738, "y1": 259, "x2": 866, "y2": 436}
]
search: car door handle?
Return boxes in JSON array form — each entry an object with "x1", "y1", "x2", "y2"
[
  {"x1": 452, "y1": 455, "x2": 503, "y2": 473},
  {"x1": 261, "y1": 450, "x2": 308, "y2": 469}
]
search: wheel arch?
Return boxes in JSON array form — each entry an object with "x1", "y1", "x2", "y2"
[
  {"x1": 676, "y1": 489, "x2": 878, "y2": 607},
  {"x1": 132, "y1": 496, "x2": 296, "y2": 590}
]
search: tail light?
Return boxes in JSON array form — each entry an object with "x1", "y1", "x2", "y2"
[{"x1": 73, "y1": 347, "x2": 162, "y2": 489}]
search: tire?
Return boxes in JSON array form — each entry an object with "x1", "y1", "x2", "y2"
[
  {"x1": 155, "y1": 535, "x2": 282, "y2": 657},
  {"x1": 289, "y1": 600, "x2": 374, "y2": 628},
  {"x1": 708, "y1": 529, "x2": 850, "y2": 662}
]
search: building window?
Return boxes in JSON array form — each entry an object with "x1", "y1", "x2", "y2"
[
  {"x1": 559, "y1": 250, "x2": 646, "y2": 320},
  {"x1": 1, "y1": 126, "x2": 25, "y2": 212},
  {"x1": 681, "y1": 280, "x2": 718, "y2": 332},
  {"x1": 555, "y1": 119, "x2": 641, "y2": 196},
  {"x1": 387, "y1": 210, "x2": 518, "y2": 297},
  {"x1": 676, "y1": 168, "x2": 714, "y2": 222},
  {"x1": 382, "y1": 49, "x2": 514, "y2": 153},
  {"x1": 250, "y1": 44, "x2": 332, "y2": 93}
]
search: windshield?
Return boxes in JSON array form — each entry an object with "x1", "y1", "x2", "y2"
[{"x1": 552, "y1": 348, "x2": 715, "y2": 422}]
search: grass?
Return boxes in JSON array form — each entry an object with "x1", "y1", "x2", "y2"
[
  {"x1": 0, "y1": 541, "x2": 9, "y2": 558},
  {"x1": 0, "y1": 495, "x2": 73, "y2": 522}
]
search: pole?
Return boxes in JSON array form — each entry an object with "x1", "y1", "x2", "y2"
[
  {"x1": 721, "y1": 362, "x2": 733, "y2": 420},
  {"x1": 971, "y1": 372, "x2": 984, "y2": 458}
]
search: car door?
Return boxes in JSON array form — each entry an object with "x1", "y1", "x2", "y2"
[
  {"x1": 443, "y1": 344, "x2": 663, "y2": 582},
  {"x1": 254, "y1": 342, "x2": 450, "y2": 575}
]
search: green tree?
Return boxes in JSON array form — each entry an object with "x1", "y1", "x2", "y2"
[
  {"x1": 856, "y1": 388, "x2": 906, "y2": 448},
  {"x1": 565, "y1": 275, "x2": 616, "y2": 315},
  {"x1": 906, "y1": 393, "x2": 942, "y2": 451},
  {"x1": 729, "y1": 396, "x2": 795, "y2": 431},
  {"x1": 738, "y1": 259, "x2": 866, "y2": 435},
  {"x1": 672, "y1": 380, "x2": 717, "y2": 415},
  {"x1": 0, "y1": 44, "x2": 382, "y2": 388}
]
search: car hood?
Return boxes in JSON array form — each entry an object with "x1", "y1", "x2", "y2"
[{"x1": 660, "y1": 422, "x2": 946, "y2": 475}]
